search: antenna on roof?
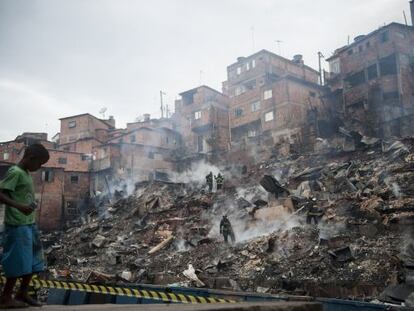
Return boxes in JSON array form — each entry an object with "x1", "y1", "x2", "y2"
[
  {"x1": 250, "y1": 26, "x2": 255, "y2": 52},
  {"x1": 166, "y1": 105, "x2": 170, "y2": 118},
  {"x1": 275, "y1": 40, "x2": 283, "y2": 56},
  {"x1": 404, "y1": 10, "x2": 408, "y2": 26},
  {"x1": 199, "y1": 70, "x2": 204, "y2": 86},
  {"x1": 99, "y1": 107, "x2": 107, "y2": 119}
]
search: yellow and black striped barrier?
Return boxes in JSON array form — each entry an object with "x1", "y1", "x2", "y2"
[{"x1": 0, "y1": 276, "x2": 236, "y2": 304}]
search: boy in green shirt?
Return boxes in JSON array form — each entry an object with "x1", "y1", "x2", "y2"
[{"x1": 0, "y1": 144, "x2": 49, "y2": 308}]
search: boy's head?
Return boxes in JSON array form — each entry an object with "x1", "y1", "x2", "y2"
[{"x1": 22, "y1": 144, "x2": 50, "y2": 171}]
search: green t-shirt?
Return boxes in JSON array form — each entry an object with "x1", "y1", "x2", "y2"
[{"x1": 0, "y1": 165, "x2": 35, "y2": 225}]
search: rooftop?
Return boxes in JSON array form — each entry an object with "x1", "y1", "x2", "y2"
[
  {"x1": 59, "y1": 113, "x2": 115, "y2": 128},
  {"x1": 227, "y1": 49, "x2": 319, "y2": 74},
  {"x1": 179, "y1": 85, "x2": 225, "y2": 97},
  {"x1": 326, "y1": 22, "x2": 414, "y2": 61}
]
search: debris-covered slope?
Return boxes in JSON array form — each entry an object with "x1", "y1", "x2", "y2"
[{"x1": 42, "y1": 138, "x2": 414, "y2": 302}]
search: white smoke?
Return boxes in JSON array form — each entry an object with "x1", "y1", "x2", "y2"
[
  {"x1": 207, "y1": 195, "x2": 302, "y2": 243},
  {"x1": 318, "y1": 221, "x2": 346, "y2": 240},
  {"x1": 235, "y1": 186, "x2": 268, "y2": 203},
  {"x1": 170, "y1": 161, "x2": 221, "y2": 187}
]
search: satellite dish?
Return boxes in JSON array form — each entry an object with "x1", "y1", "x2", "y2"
[{"x1": 99, "y1": 107, "x2": 107, "y2": 118}]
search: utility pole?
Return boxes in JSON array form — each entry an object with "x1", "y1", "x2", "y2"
[
  {"x1": 318, "y1": 52, "x2": 325, "y2": 85},
  {"x1": 160, "y1": 90, "x2": 166, "y2": 118}
]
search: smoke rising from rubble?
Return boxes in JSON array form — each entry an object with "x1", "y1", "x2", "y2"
[
  {"x1": 205, "y1": 184, "x2": 301, "y2": 242},
  {"x1": 171, "y1": 161, "x2": 221, "y2": 188},
  {"x1": 235, "y1": 186, "x2": 268, "y2": 203},
  {"x1": 318, "y1": 221, "x2": 346, "y2": 240},
  {"x1": 384, "y1": 176, "x2": 403, "y2": 199}
]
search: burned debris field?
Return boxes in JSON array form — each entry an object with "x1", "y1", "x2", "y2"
[
  {"x1": 42, "y1": 137, "x2": 414, "y2": 304},
  {"x1": 2, "y1": 0, "x2": 414, "y2": 308}
]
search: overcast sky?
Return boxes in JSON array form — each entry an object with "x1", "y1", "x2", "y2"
[{"x1": 0, "y1": 0, "x2": 409, "y2": 141}]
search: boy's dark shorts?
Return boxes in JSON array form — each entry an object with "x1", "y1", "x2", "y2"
[{"x1": 2, "y1": 224, "x2": 44, "y2": 278}]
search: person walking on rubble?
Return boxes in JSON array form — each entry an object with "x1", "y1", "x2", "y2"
[
  {"x1": 206, "y1": 171, "x2": 213, "y2": 192},
  {"x1": 220, "y1": 215, "x2": 235, "y2": 243},
  {"x1": 0, "y1": 144, "x2": 50, "y2": 308},
  {"x1": 306, "y1": 197, "x2": 323, "y2": 225},
  {"x1": 215, "y1": 173, "x2": 224, "y2": 190}
]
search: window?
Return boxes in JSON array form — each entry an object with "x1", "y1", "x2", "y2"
[
  {"x1": 3, "y1": 152, "x2": 9, "y2": 160},
  {"x1": 148, "y1": 152, "x2": 154, "y2": 159},
  {"x1": 235, "y1": 108, "x2": 243, "y2": 117},
  {"x1": 42, "y1": 170, "x2": 54, "y2": 182},
  {"x1": 383, "y1": 91, "x2": 399, "y2": 100},
  {"x1": 166, "y1": 137, "x2": 169, "y2": 144},
  {"x1": 66, "y1": 201, "x2": 79, "y2": 216},
  {"x1": 265, "y1": 111, "x2": 274, "y2": 122},
  {"x1": 345, "y1": 70, "x2": 365, "y2": 87},
  {"x1": 395, "y1": 32, "x2": 406, "y2": 39},
  {"x1": 367, "y1": 64, "x2": 378, "y2": 80},
  {"x1": 263, "y1": 89, "x2": 272, "y2": 100},
  {"x1": 236, "y1": 67, "x2": 242, "y2": 75},
  {"x1": 379, "y1": 54, "x2": 397, "y2": 76},
  {"x1": 380, "y1": 31, "x2": 389, "y2": 43},
  {"x1": 330, "y1": 59, "x2": 340, "y2": 74},
  {"x1": 130, "y1": 135, "x2": 136, "y2": 143},
  {"x1": 70, "y1": 175, "x2": 79, "y2": 184},
  {"x1": 63, "y1": 147, "x2": 70, "y2": 151},
  {"x1": 358, "y1": 45, "x2": 363, "y2": 52},
  {"x1": 251, "y1": 101, "x2": 261, "y2": 112},
  {"x1": 366, "y1": 41, "x2": 371, "y2": 48},
  {"x1": 347, "y1": 49, "x2": 353, "y2": 56},
  {"x1": 244, "y1": 79, "x2": 256, "y2": 90},
  {"x1": 68, "y1": 121, "x2": 76, "y2": 128},
  {"x1": 235, "y1": 86, "x2": 245, "y2": 96},
  {"x1": 197, "y1": 136, "x2": 204, "y2": 152},
  {"x1": 58, "y1": 157, "x2": 67, "y2": 164},
  {"x1": 252, "y1": 59, "x2": 256, "y2": 68},
  {"x1": 246, "y1": 62, "x2": 250, "y2": 71},
  {"x1": 194, "y1": 111, "x2": 202, "y2": 120},
  {"x1": 247, "y1": 130, "x2": 257, "y2": 137},
  {"x1": 81, "y1": 154, "x2": 89, "y2": 161},
  {"x1": 155, "y1": 171, "x2": 169, "y2": 181}
]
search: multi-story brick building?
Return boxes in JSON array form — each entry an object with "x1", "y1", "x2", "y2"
[
  {"x1": 33, "y1": 146, "x2": 91, "y2": 230},
  {"x1": 91, "y1": 124, "x2": 180, "y2": 190},
  {"x1": 223, "y1": 50, "x2": 326, "y2": 161},
  {"x1": 0, "y1": 133, "x2": 55, "y2": 163},
  {"x1": 174, "y1": 86, "x2": 230, "y2": 159},
  {"x1": 58, "y1": 113, "x2": 116, "y2": 154},
  {"x1": 326, "y1": 22, "x2": 414, "y2": 137},
  {"x1": 0, "y1": 133, "x2": 91, "y2": 230}
]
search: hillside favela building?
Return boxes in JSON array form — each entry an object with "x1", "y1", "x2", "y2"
[{"x1": 1, "y1": 13, "x2": 414, "y2": 231}]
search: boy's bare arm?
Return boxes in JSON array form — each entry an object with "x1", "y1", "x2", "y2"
[{"x1": 0, "y1": 191, "x2": 33, "y2": 215}]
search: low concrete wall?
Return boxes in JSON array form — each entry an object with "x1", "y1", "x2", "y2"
[{"x1": 26, "y1": 302, "x2": 322, "y2": 311}]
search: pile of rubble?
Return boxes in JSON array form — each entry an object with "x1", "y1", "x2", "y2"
[{"x1": 42, "y1": 137, "x2": 414, "y2": 303}]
